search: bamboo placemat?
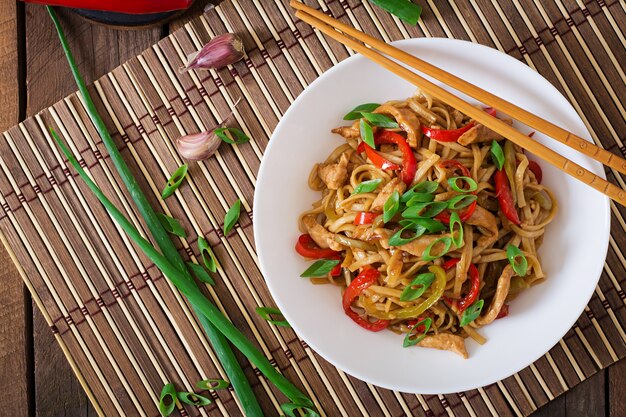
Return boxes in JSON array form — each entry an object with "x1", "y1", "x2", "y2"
[{"x1": 1, "y1": 0, "x2": 625, "y2": 416}]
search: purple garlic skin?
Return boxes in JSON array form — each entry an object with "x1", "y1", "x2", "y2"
[
  {"x1": 176, "y1": 131, "x2": 222, "y2": 161},
  {"x1": 179, "y1": 33, "x2": 245, "y2": 73}
]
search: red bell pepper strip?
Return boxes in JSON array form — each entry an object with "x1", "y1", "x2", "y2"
[
  {"x1": 353, "y1": 212, "x2": 378, "y2": 225},
  {"x1": 405, "y1": 317, "x2": 428, "y2": 332},
  {"x1": 442, "y1": 258, "x2": 481, "y2": 312},
  {"x1": 494, "y1": 169, "x2": 521, "y2": 225},
  {"x1": 21, "y1": 0, "x2": 192, "y2": 14},
  {"x1": 342, "y1": 268, "x2": 390, "y2": 332},
  {"x1": 484, "y1": 107, "x2": 497, "y2": 117},
  {"x1": 528, "y1": 161, "x2": 542, "y2": 184},
  {"x1": 434, "y1": 160, "x2": 477, "y2": 224},
  {"x1": 376, "y1": 131, "x2": 417, "y2": 185},
  {"x1": 357, "y1": 141, "x2": 401, "y2": 171},
  {"x1": 295, "y1": 234, "x2": 341, "y2": 259},
  {"x1": 329, "y1": 254, "x2": 343, "y2": 277},
  {"x1": 421, "y1": 122, "x2": 475, "y2": 142},
  {"x1": 496, "y1": 304, "x2": 509, "y2": 319}
]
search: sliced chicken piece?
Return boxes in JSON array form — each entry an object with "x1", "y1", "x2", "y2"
[
  {"x1": 466, "y1": 205, "x2": 498, "y2": 254},
  {"x1": 398, "y1": 233, "x2": 457, "y2": 258},
  {"x1": 331, "y1": 121, "x2": 360, "y2": 139},
  {"x1": 352, "y1": 224, "x2": 385, "y2": 242},
  {"x1": 370, "y1": 178, "x2": 406, "y2": 212},
  {"x1": 475, "y1": 265, "x2": 513, "y2": 326},
  {"x1": 457, "y1": 118, "x2": 514, "y2": 146},
  {"x1": 302, "y1": 215, "x2": 344, "y2": 251},
  {"x1": 317, "y1": 152, "x2": 349, "y2": 190},
  {"x1": 374, "y1": 104, "x2": 421, "y2": 148},
  {"x1": 418, "y1": 333, "x2": 468, "y2": 359}
]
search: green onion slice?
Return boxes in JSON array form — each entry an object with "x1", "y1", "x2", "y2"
[
  {"x1": 159, "y1": 383, "x2": 177, "y2": 417},
  {"x1": 161, "y1": 163, "x2": 188, "y2": 200},
  {"x1": 403, "y1": 317, "x2": 432, "y2": 347},
  {"x1": 383, "y1": 190, "x2": 400, "y2": 223},
  {"x1": 400, "y1": 218, "x2": 446, "y2": 233},
  {"x1": 196, "y1": 379, "x2": 230, "y2": 391},
  {"x1": 352, "y1": 178, "x2": 382, "y2": 195},
  {"x1": 402, "y1": 201, "x2": 448, "y2": 219},
  {"x1": 447, "y1": 194, "x2": 478, "y2": 210},
  {"x1": 506, "y1": 245, "x2": 528, "y2": 276},
  {"x1": 156, "y1": 213, "x2": 186, "y2": 238},
  {"x1": 388, "y1": 223, "x2": 427, "y2": 246},
  {"x1": 491, "y1": 140, "x2": 505, "y2": 171},
  {"x1": 300, "y1": 259, "x2": 340, "y2": 277},
  {"x1": 400, "y1": 273, "x2": 435, "y2": 301},
  {"x1": 449, "y1": 212, "x2": 463, "y2": 248},
  {"x1": 447, "y1": 176, "x2": 478, "y2": 193},
  {"x1": 198, "y1": 236, "x2": 218, "y2": 273},
  {"x1": 215, "y1": 127, "x2": 250, "y2": 145},
  {"x1": 460, "y1": 299, "x2": 485, "y2": 327},
  {"x1": 405, "y1": 193, "x2": 435, "y2": 205},
  {"x1": 360, "y1": 118, "x2": 375, "y2": 149},
  {"x1": 369, "y1": 0, "x2": 422, "y2": 25},
  {"x1": 186, "y1": 262, "x2": 215, "y2": 285},
  {"x1": 177, "y1": 391, "x2": 212, "y2": 407},
  {"x1": 281, "y1": 403, "x2": 321, "y2": 417},
  {"x1": 422, "y1": 236, "x2": 453, "y2": 261},
  {"x1": 401, "y1": 181, "x2": 439, "y2": 203},
  {"x1": 360, "y1": 112, "x2": 399, "y2": 128},
  {"x1": 256, "y1": 307, "x2": 290, "y2": 328},
  {"x1": 343, "y1": 103, "x2": 380, "y2": 120},
  {"x1": 224, "y1": 199, "x2": 241, "y2": 235}
]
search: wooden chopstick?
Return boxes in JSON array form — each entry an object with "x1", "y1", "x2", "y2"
[{"x1": 291, "y1": 2, "x2": 626, "y2": 207}]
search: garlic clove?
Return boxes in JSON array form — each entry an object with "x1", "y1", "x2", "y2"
[
  {"x1": 179, "y1": 33, "x2": 245, "y2": 73},
  {"x1": 175, "y1": 131, "x2": 222, "y2": 161}
]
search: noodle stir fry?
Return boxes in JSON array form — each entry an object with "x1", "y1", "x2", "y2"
[{"x1": 296, "y1": 92, "x2": 557, "y2": 358}]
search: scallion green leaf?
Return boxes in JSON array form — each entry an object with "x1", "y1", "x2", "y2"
[
  {"x1": 360, "y1": 118, "x2": 375, "y2": 149},
  {"x1": 162, "y1": 163, "x2": 188, "y2": 200},
  {"x1": 198, "y1": 236, "x2": 218, "y2": 273},
  {"x1": 402, "y1": 201, "x2": 448, "y2": 218},
  {"x1": 196, "y1": 379, "x2": 230, "y2": 391},
  {"x1": 352, "y1": 178, "x2": 382, "y2": 195},
  {"x1": 447, "y1": 176, "x2": 478, "y2": 193},
  {"x1": 447, "y1": 194, "x2": 477, "y2": 210},
  {"x1": 281, "y1": 403, "x2": 321, "y2": 417},
  {"x1": 343, "y1": 103, "x2": 380, "y2": 120},
  {"x1": 215, "y1": 127, "x2": 250, "y2": 145},
  {"x1": 401, "y1": 181, "x2": 439, "y2": 203},
  {"x1": 360, "y1": 112, "x2": 399, "y2": 128},
  {"x1": 422, "y1": 236, "x2": 453, "y2": 261},
  {"x1": 224, "y1": 199, "x2": 241, "y2": 235},
  {"x1": 177, "y1": 391, "x2": 212, "y2": 407},
  {"x1": 400, "y1": 273, "x2": 435, "y2": 301},
  {"x1": 159, "y1": 383, "x2": 177, "y2": 417},
  {"x1": 403, "y1": 317, "x2": 432, "y2": 347},
  {"x1": 450, "y1": 212, "x2": 463, "y2": 248},
  {"x1": 506, "y1": 245, "x2": 528, "y2": 276},
  {"x1": 256, "y1": 307, "x2": 290, "y2": 328},
  {"x1": 300, "y1": 259, "x2": 340, "y2": 277},
  {"x1": 186, "y1": 262, "x2": 215, "y2": 285},
  {"x1": 460, "y1": 299, "x2": 485, "y2": 327},
  {"x1": 491, "y1": 140, "x2": 505, "y2": 171},
  {"x1": 383, "y1": 190, "x2": 400, "y2": 223},
  {"x1": 369, "y1": 0, "x2": 422, "y2": 25},
  {"x1": 157, "y1": 213, "x2": 186, "y2": 238}
]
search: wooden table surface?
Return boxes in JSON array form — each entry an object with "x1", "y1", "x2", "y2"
[{"x1": 0, "y1": 2, "x2": 624, "y2": 416}]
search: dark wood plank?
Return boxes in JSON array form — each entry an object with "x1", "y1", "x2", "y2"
[
  {"x1": 24, "y1": 5, "x2": 163, "y2": 415},
  {"x1": 565, "y1": 370, "x2": 606, "y2": 416},
  {"x1": 0, "y1": 2, "x2": 30, "y2": 417},
  {"x1": 609, "y1": 360, "x2": 626, "y2": 417}
]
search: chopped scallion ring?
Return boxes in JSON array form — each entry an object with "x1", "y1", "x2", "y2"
[
  {"x1": 403, "y1": 317, "x2": 432, "y2": 347},
  {"x1": 447, "y1": 194, "x2": 477, "y2": 210},
  {"x1": 360, "y1": 112, "x2": 399, "y2": 128},
  {"x1": 281, "y1": 402, "x2": 321, "y2": 417},
  {"x1": 161, "y1": 163, "x2": 188, "y2": 200},
  {"x1": 460, "y1": 299, "x2": 485, "y2": 327},
  {"x1": 450, "y1": 212, "x2": 463, "y2": 248},
  {"x1": 177, "y1": 391, "x2": 212, "y2": 407},
  {"x1": 352, "y1": 178, "x2": 382, "y2": 194},
  {"x1": 360, "y1": 118, "x2": 375, "y2": 149},
  {"x1": 256, "y1": 307, "x2": 290, "y2": 328},
  {"x1": 215, "y1": 127, "x2": 250, "y2": 144},
  {"x1": 223, "y1": 199, "x2": 241, "y2": 235},
  {"x1": 156, "y1": 213, "x2": 186, "y2": 237},
  {"x1": 196, "y1": 379, "x2": 230, "y2": 391},
  {"x1": 422, "y1": 236, "x2": 453, "y2": 261},
  {"x1": 405, "y1": 192, "x2": 435, "y2": 205},
  {"x1": 506, "y1": 245, "x2": 528, "y2": 276},
  {"x1": 399, "y1": 218, "x2": 446, "y2": 233},
  {"x1": 198, "y1": 236, "x2": 218, "y2": 273},
  {"x1": 447, "y1": 176, "x2": 478, "y2": 193},
  {"x1": 401, "y1": 181, "x2": 438, "y2": 203},
  {"x1": 383, "y1": 190, "x2": 400, "y2": 223},
  {"x1": 159, "y1": 383, "x2": 177, "y2": 417},
  {"x1": 186, "y1": 262, "x2": 215, "y2": 285},
  {"x1": 491, "y1": 140, "x2": 505, "y2": 170},
  {"x1": 300, "y1": 259, "x2": 340, "y2": 277},
  {"x1": 402, "y1": 201, "x2": 448, "y2": 219},
  {"x1": 343, "y1": 103, "x2": 380, "y2": 120},
  {"x1": 388, "y1": 223, "x2": 427, "y2": 246},
  {"x1": 400, "y1": 273, "x2": 435, "y2": 301}
]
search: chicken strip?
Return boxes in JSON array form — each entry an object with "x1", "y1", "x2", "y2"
[
  {"x1": 475, "y1": 265, "x2": 513, "y2": 326},
  {"x1": 370, "y1": 178, "x2": 406, "y2": 212},
  {"x1": 466, "y1": 205, "x2": 498, "y2": 254},
  {"x1": 318, "y1": 152, "x2": 349, "y2": 190},
  {"x1": 302, "y1": 215, "x2": 344, "y2": 251},
  {"x1": 374, "y1": 104, "x2": 421, "y2": 148},
  {"x1": 418, "y1": 333, "x2": 468, "y2": 359}
]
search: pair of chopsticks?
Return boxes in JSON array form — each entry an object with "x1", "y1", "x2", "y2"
[{"x1": 290, "y1": 1, "x2": 626, "y2": 207}]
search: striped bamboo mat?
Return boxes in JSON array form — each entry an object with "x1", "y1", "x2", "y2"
[{"x1": 1, "y1": 0, "x2": 625, "y2": 416}]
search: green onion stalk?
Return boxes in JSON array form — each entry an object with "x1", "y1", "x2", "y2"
[{"x1": 48, "y1": 7, "x2": 314, "y2": 415}]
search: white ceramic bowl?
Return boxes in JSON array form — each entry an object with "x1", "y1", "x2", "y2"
[{"x1": 253, "y1": 38, "x2": 610, "y2": 394}]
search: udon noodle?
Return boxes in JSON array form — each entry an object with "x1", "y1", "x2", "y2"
[{"x1": 296, "y1": 91, "x2": 557, "y2": 358}]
